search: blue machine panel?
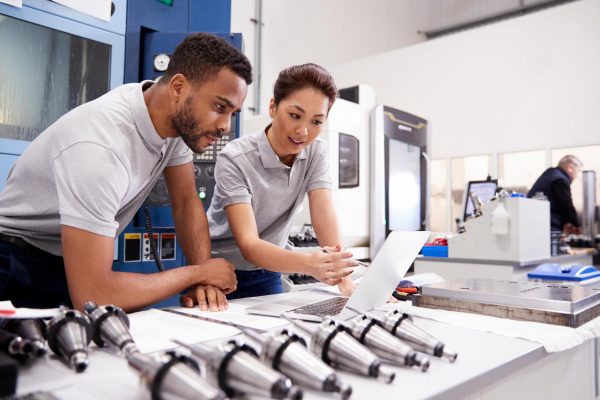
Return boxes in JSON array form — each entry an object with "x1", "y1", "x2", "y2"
[
  {"x1": 116, "y1": 1, "x2": 236, "y2": 308},
  {"x1": 189, "y1": 0, "x2": 231, "y2": 32},
  {"x1": 142, "y1": 31, "x2": 242, "y2": 81},
  {"x1": 125, "y1": 0, "x2": 232, "y2": 83}
]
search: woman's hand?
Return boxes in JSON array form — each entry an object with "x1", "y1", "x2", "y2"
[
  {"x1": 305, "y1": 245, "x2": 357, "y2": 286},
  {"x1": 338, "y1": 276, "x2": 357, "y2": 296}
]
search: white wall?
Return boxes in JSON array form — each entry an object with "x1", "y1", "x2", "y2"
[
  {"x1": 231, "y1": 0, "x2": 425, "y2": 118},
  {"x1": 329, "y1": 0, "x2": 600, "y2": 159}
]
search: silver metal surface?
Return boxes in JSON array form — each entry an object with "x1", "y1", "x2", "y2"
[
  {"x1": 47, "y1": 308, "x2": 92, "y2": 373},
  {"x1": 84, "y1": 302, "x2": 138, "y2": 354},
  {"x1": 414, "y1": 279, "x2": 600, "y2": 327},
  {"x1": 4, "y1": 319, "x2": 47, "y2": 358},
  {"x1": 176, "y1": 339, "x2": 300, "y2": 399},
  {"x1": 4, "y1": 334, "x2": 24, "y2": 356},
  {"x1": 345, "y1": 314, "x2": 429, "y2": 372},
  {"x1": 289, "y1": 318, "x2": 395, "y2": 384},
  {"x1": 376, "y1": 310, "x2": 457, "y2": 362},
  {"x1": 127, "y1": 351, "x2": 225, "y2": 400},
  {"x1": 244, "y1": 329, "x2": 352, "y2": 398}
]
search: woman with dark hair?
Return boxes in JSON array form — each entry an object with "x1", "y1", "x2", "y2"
[{"x1": 182, "y1": 63, "x2": 357, "y2": 310}]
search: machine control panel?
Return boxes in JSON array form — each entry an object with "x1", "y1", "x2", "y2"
[{"x1": 192, "y1": 114, "x2": 237, "y2": 208}]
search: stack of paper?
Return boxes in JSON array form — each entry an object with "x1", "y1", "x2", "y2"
[{"x1": 128, "y1": 309, "x2": 240, "y2": 354}]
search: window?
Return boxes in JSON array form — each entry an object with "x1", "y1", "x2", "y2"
[
  {"x1": 0, "y1": 14, "x2": 110, "y2": 141},
  {"x1": 498, "y1": 150, "x2": 547, "y2": 194},
  {"x1": 430, "y1": 159, "x2": 448, "y2": 232}
]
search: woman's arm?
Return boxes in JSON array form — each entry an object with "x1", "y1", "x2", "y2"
[
  {"x1": 226, "y1": 203, "x2": 356, "y2": 284},
  {"x1": 308, "y1": 188, "x2": 357, "y2": 296}
]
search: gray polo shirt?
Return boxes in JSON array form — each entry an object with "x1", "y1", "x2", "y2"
[
  {"x1": 207, "y1": 129, "x2": 332, "y2": 271},
  {"x1": 0, "y1": 81, "x2": 192, "y2": 256}
]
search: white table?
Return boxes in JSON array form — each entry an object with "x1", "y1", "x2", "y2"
[{"x1": 14, "y1": 292, "x2": 600, "y2": 400}]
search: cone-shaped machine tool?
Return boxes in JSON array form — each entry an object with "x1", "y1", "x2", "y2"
[
  {"x1": 0, "y1": 327, "x2": 36, "y2": 360},
  {"x1": 127, "y1": 351, "x2": 226, "y2": 400},
  {"x1": 3, "y1": 319, "x2": 47, "y2": 358},
  {"x1": 286, "y1": 317, "x2": 395, "y2": 383},
  {"x1": 46, "y1": 308, "x2": 92, "y2": 372},
  {"x1": 344, "y1": 311, "x2": 429, "y2": 372},
  {"x1": 243, "y1": 328, "x2": 352, "y2": 399},
  {"x1": 378, "y1": 310, "x2": 457, "y2": 362},
  {"x1": 84, "y1": 301, "x2": 138, "y2": 354},
  {"x1": 173, "y1": 339, "x2": 302, "y2": 399}
]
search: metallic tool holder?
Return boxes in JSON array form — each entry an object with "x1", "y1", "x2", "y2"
[
  {"x1": 302, "y1": 319, "x2": 395, "y2": 383},
  {"x1": 47, "y1": 308, "x2": 92, "y2": 372},
  {"x1": 177, "y1": 339, "x2": 301, "y2": 400},
  {"x1": 244, "y1": 328, "x2": 352, "y2": 398},
  {"x1": 127, "y1": 351, "x2": 226, "y2": 400},
  {"x1": 3, "y1": 319, "x2": 47, "y2": 358},
  {"x1": 84, "y1": 302, "x2": 138, "y2": 354}
]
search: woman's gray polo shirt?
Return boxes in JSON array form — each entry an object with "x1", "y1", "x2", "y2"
[{"x1": 207, "y1": 129, "x2": 332, "y2": 271}]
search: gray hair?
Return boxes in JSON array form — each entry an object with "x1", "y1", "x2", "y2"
[{"x1": 558, "y1": 154, "x2": 583, "y2": 170}]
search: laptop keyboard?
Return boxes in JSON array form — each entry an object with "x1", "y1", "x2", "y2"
[{"x1": 289, "y1": 296, "x2": 349, "y2": 317}]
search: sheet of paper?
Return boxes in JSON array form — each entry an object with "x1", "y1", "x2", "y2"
[
  {"x1": 170, "y1": 303, "x2": 289, "y2": 331},
  {"x1": 50, "y1": 0, "x2": 111, "y2": 21},
  {"x1": 377, "y1": 301, "x2": 600, "y2": 353},
  {"x1": 403, "y1": 272, "x2": 445, "y2": 286},
  {"x1": 128, "y1": 309, "x2": 241, "y2": 354},
  {"x1": 0, "y1": 300, "x2": 61, "y2": 319},
  {"x1": 0, "y1": 0, "x2": 22, "y2": 8}
]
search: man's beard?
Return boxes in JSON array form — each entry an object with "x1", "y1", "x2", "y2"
[{"x1": 170, "y1": 97, "x2": 221, "y2": 153}]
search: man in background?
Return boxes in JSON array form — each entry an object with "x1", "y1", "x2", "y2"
[{"x1": 528, "y1": 155, "x2": 583, "y2": 234}]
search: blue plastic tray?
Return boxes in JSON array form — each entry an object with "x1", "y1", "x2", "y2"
[
  {"x1": 421, "y1": 245, "x2": 448, "y2": 258},
  {"x1": 527, "y1": 263, "x2": 600, "y2": 281}
]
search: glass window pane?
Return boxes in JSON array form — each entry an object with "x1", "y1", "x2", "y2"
[
  {"x1": 388, "y1": 141, "x2": 421, "y2": 231},
  {"x1": 551, "y1": 145, "x2": 600, "y2": 217},
  {"x1": 451, "y1": 155, "x2": 491, "y2": 227},
  {"x1": 0, "y1": 14, "x2": 110, "y2": 141},
  {"x1": 430, "y1": 159, "x2": 448, "y2": 232},
  {"x1": 498, "y1": 150, "x2": 547, "y2": 194}
]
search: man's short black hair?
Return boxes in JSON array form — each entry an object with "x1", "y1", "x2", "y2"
[{"x1": 160, "y1": 33, "x2": 252, "y2": 86}]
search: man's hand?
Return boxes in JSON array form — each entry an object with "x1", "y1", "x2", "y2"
[
  {"x1": 180, "y1": 285, "x2": 229, "y2": 311},
  {"x1": 563, "y1": 223, "x2": 582, "y2": 235},
  {"x1": 305, "y1": 246, "x2": 357, "y2": 286},
  {"x1": 196, "y1": 258, "x2": 237, "y2": 294}
]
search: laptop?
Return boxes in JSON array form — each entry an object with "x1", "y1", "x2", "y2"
[{"x1": 245, "y1": 230, "x2": 430, "y2": 322}]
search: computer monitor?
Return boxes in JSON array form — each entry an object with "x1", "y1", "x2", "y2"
[{"x1": 463, "y1": 179, "x2": 498, "y2": 220}]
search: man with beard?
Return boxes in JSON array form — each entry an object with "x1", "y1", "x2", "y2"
[{"x1": 0, "y1": 33, "x2": 251, "y2": 311}]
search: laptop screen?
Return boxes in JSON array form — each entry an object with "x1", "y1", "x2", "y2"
[{"x1": 340, "y1": 230, "x2": 430, "y2": 320}]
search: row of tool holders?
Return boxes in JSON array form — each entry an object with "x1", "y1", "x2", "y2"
[{"x1": 1, "y1": 303, "x2": 458, "y2": 399}]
